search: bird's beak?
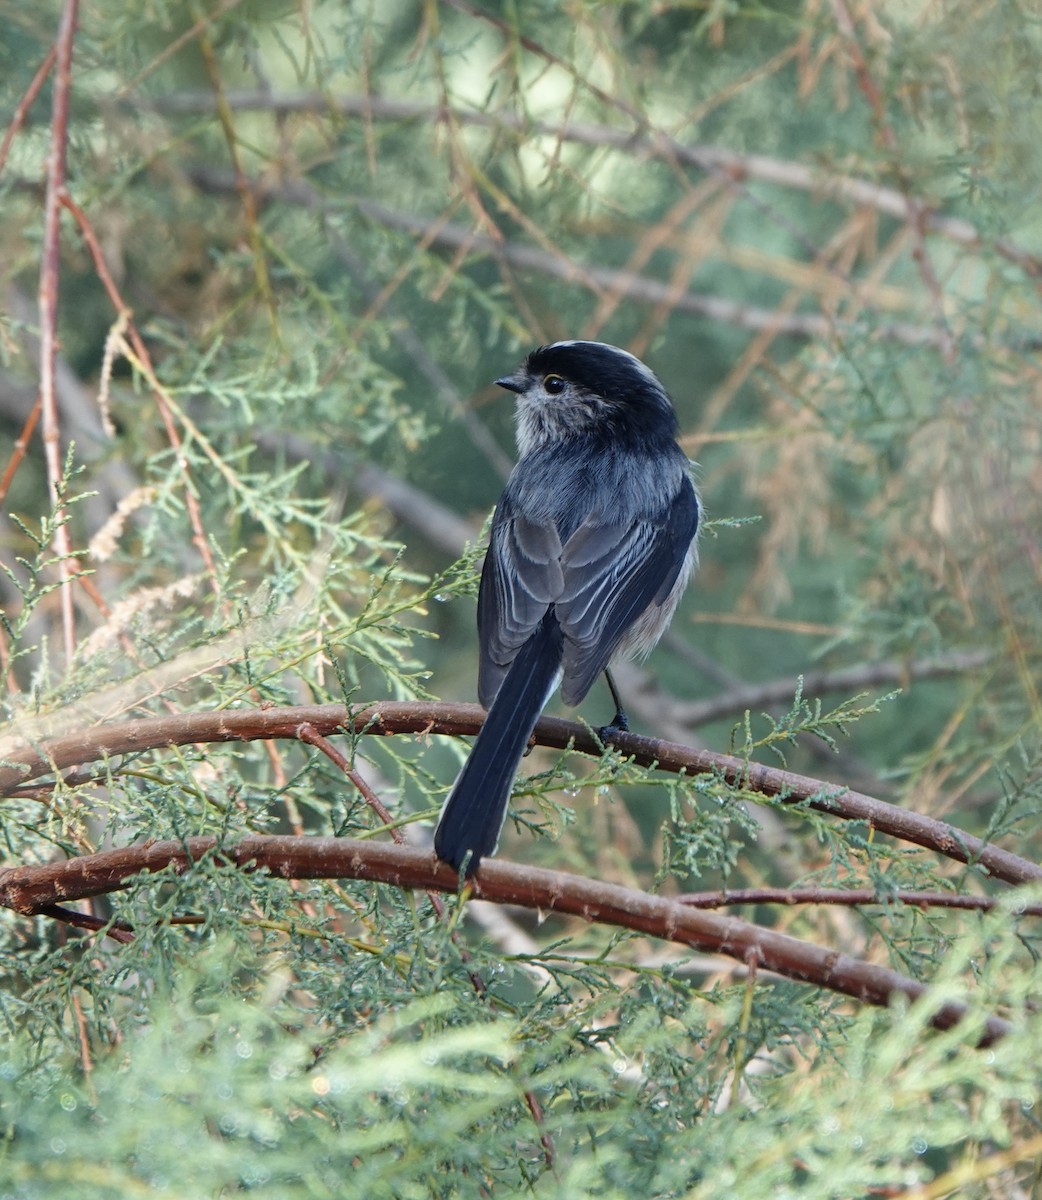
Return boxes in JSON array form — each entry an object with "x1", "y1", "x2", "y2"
[{"x1": 494, "y1": 373, "x2": 526, "y2": 394}]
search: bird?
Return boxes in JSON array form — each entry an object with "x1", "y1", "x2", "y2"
[{"x1": 433, "y1": 340, "x2": 700, "y2": 876}]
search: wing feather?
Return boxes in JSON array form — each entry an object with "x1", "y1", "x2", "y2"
[
  {"x1": 557, "y1": 475, "x2": 698, "y2": 704},
  {"x1": 477, "y1": 469, "x2": 698, "y2": 711}
]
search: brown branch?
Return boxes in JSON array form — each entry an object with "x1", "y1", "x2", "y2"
[
  {"x1": 38, "y1": 0, "x2": 80, "y2": 663},
  {"x1": 1, "y1": 701, "x2": 1038, "y2": 887},
  {"x1": 0, "y1": 46, "x2": 56, "y2": 179},
  {"x1": 0, "y1": 836, "x2": 1012, "y2": 1046},
  {"x1": 0, "y1": 397, "x2": 42, "y2": 510},
  {"x1": 297, "y1": 722, "x2": 400, "y2": 835},
  {"x1": 675, "y1": 887, "x2": 1042, "y2": 916},
  {"x1": 35, "y1": 903, "x2": 135, "y2": 944},
  {"x1": 58, "y1": 194, "x2": 222, "y2": 593}
]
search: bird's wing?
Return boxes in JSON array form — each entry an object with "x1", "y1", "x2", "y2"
[
  {"x1": 477, "y1": 505, "x2": 564, "y2": 707},
  {"x1": 555, "y1": 475, "x2": 699, "y2": 705},
  {"x1": 477, "y1": 475, "x2": 698, "y2": 709}
]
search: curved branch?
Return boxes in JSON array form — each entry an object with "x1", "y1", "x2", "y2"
[
  {"x1": 0, "y1": 835, "x2": 1012, "y2": 1046},
  {"x1": 1, "y1": 700, "x2": 1038, "y2": 886}
]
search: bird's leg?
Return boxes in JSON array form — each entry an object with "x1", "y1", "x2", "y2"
[{"x1": 597, "y1": 668, "x2": 630, "y2": 741}]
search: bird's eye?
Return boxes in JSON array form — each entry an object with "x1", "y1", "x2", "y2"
[{"x1": 543, "y1": 374, "x2": 567, "y2": 394}]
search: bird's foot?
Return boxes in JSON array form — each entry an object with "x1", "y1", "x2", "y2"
[{"x1": 596, "y1": 709, "x2": 630, "y2": 744}]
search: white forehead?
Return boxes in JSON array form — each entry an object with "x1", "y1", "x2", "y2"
[{"x1": 543, "y1": 340, "x2": 660, "y2": 387}]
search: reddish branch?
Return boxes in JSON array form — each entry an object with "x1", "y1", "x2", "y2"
[
  {"x1": 0, "y1": 397, "x2": 41, "y2": 531},
  {"x1": 830, "y1": 0, "x2": 956, "y2": 359},
  {"x1": 2, "y1": 700, "x2": 1038, "y2": 887},
  {"x1": 58, "y1": 195, "x2": 222, "y2": 592},
  {"x1": 0, "y1": 836, "x2": 1012, "y2": 1047},
  {"x1": 0, "y1": 47, "x2": 57, "y2": 178}
]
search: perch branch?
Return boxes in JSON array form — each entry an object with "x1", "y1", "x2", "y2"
[
  {"x1": 1, "y1": 701, "x2": 1038, "y2": 887},
  {"x1": 0, "y1": 836, "x2": 1012, "y2": 1047}
]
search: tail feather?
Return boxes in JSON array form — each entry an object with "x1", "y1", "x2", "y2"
[{"x1": 434, "y1": 614, "x2": 562, "y2": 875}]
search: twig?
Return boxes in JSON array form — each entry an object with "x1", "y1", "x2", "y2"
[
  {"x1": 71, "y1": 989, "x2": 95, "y2": 1099},
  {"x1": 296, "y1": 720, "x2": 448, "y2": 920},
  {"x1": 0, "y1": 398, "x2": 42, "y2": 509},
  {"x1": 297, "y1": 722, "x2": 400, "y2": 833},
  {"x1": 675, "y1": 886, "x2": 1042, "y2": 916},
  {"x1": 35, "y1": 903, "x2": 135, "y2": 944},
  {"x1": 58, "y1": 194, "x2": 222, "y2": 592},
  {"x1": 1, "y1": 700, "x2": 1039, "y2": 887},
  {"x1": 671, "y1": 650, "x2": 994, "y2": 728},
  {"x1": 295, "y1": 719, "x2": 553, "y2": 1165},
  {"x1": 0, "y1": 46, "x2": 57, "y2": 179},
  {"x1": 38, "y1": 0, "x2": 80, "y2": 663},
  {"x1": 0, "y1": 836, "x2": 1013, "y2": 1046}
]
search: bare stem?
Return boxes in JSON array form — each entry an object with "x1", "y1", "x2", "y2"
[{"x1": 38, "y1": 0, "x2": 80, "y2": 663}]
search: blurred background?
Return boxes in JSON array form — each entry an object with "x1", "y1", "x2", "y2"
[{"x1": 4, "y1": 2, "x2": 1042, "y2": 1194}]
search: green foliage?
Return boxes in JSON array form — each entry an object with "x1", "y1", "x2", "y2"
[{"x1": 3, "y1": 1, "x2": 1042, "y2": 1196}]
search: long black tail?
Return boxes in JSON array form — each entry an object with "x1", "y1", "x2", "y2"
[{"x1": 434, "y1": 614, "x2": 563, "y2": 875}]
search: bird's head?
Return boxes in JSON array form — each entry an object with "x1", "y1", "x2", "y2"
[{"x1": 495, "y1": 340, "x2": 679, "y2": 455}]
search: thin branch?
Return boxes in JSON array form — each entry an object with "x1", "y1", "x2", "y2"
[
  {"x1": 35, "y1": 903, "x2": 135, "y2": 944},
  {"x1": 0, "y1": 397, "x2": 41, "y2": 510},
  {"x1": 297, "y1": 722, "x2": 400, "y2": 834},
  {"x1": 143, "y1": 91, "x2": 1042, "y2": 277},
  {"x1": 58, "y1": 194, "x2": 222, "y2": 592},
  {"x1": 0, "y1": 45, "x2": 56, "y2": 179},
  {"x1": 1, "y1": 700, "x2": 1038, "y2": 887},
  {"x1": 672, "y1": 650, "x2": 994, "y2": 729},
  {"x1": 0, "y1": 836, "x2": 1012, "y2": 1046},
  {"x1": 830, "y1": 0, "x2": 956, "y2": 360},
  {"x1": 38, "y1": 0, "x2": 80, "y2": 663},
  {"x1": 675, "y1": 887, "x2": 1042, "y2": 916}
]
